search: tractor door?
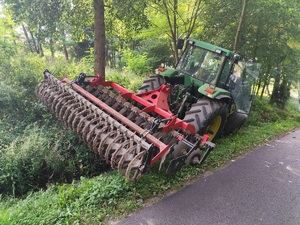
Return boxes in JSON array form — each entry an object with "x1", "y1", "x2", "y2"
[{"x1": 228, "y1": 61, "x2": 261, "y2": 114}]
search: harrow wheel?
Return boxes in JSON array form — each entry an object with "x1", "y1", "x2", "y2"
[
  {"x1": 105, "y1": 134, "x2": 126, "y2": 164},
  {"x1": 126, "y1": 150, "x2": 147, "y2": 182},
  {"x1": 117, "y1": 146, "x2": 139, "y2": 176},
  {"x1": 98, "y1": 131, "x2": 118, "y2": 157},
  {"x1": 111, "y1": 140, "x2": 132, "y2": 170}
]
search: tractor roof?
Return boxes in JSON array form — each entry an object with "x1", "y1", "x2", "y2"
[{"x1": 188, "y1": 38, "x2": 236, "y2": 58}]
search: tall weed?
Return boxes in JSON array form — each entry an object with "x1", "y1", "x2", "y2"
[
  {"x1": 0, "y1": 49, "x2": 145, "y2": 197},
  {"x1": 0, "y1": 123, "x2": 106, "y2": 197},
  {"x1": 121, "y1": 50, "x2": 152, "y2": 75},
  {"x1": 106, "y1": 68, "x2": 144, "y2": 92},
  {"x1": 245, "y1": 97, "x2": 290, "y2": 126}
]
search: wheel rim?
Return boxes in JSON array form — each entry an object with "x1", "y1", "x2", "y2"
[{"x1": 206, "y1": 116, "x2": 222, "y2": 141}]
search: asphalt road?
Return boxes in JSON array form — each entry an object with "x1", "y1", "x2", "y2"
[{"x1": 113, "y1": 128, "x2": 300, "y2": 225}]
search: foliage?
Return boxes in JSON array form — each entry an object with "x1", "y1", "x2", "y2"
[
  {"x1": 0, "y1": 174, "x2": 135, "y2": 225},
  {"x1": 0, "y1": 0, "x2": 300, "y2": 223},
  {"x1": 0, "y1": 43, "x2": 146, "y2": 197},
  {"x1": 0, "y1": 96, "x2": 299, "y2": 224},
  {"x1": 1, "y1": 0, "x2": 300, "y2": 105},
  {"x1": 200, "y1": 0, "x2": 300, "y2": 108},
  {"x1": 121, "y1": 50, "x2": 152, "y2": 75},
  {"x1": 106, "y1": 68, "x2": 144, "y2": 92},
  {"x1": 145, "y1": 0, "x2": 205, "y2": 64},
  {"x1": 138, "y1": 38, "x2": 174, "y2": 68},
  {"x1": 0, "y1": 49, "x2": 108, "y2": 197},
  {"x1": 246, "y1": 97, "x2": 289, "y2": 125},
  {"x1": 0, "y1": 118, "x2": 110, "y2": 197}
]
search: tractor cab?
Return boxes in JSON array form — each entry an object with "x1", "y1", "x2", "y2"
[
  {"x1": 176, "y1": 39, "x2": 237, "y2": 88},
  {"x1": 176, "y1": 39, "x2": 260, "y2": 114},
  {"x1": 177, "y1": 40, "x2": 229, "y2": 87}
]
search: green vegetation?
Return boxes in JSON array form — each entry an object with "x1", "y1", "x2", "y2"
[
  {"x1": 0, "y1": 50, "x2": 299, "y2": 223},
  {"x1": 0, "y1": 96, "x2": 299, "y2": 224},
  {"x1": 1, "y1": 0, "x2": 300, "y2": 224},
  {"x1": 1, "y1": 0, "x2": 300, "y2": 107},
  {"x1": 0, "y1": 52, "x2": 145, "y2": 197}
]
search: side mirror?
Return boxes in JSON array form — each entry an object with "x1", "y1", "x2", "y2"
[{"x1": 176, "y1": 39, "x2": 185, "y2": 49}]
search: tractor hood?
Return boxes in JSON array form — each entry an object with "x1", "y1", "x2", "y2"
[
  {"x1": 159, "y1": 68, "x2": 179, "y2": 77},
  {"x1": 198, "y1": 83, "x2": 231, "y2": 100}
]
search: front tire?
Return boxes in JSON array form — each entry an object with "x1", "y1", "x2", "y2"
[
  {"x1": 183, "y1": 98, "x2": 228, "y2": 141},
  {"x1": 137, "y1": 75, "x2": 166, "y2": 94}
]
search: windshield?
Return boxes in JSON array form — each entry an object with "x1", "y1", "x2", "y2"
[{"x1": 177, "y1": 45, "x2": 225, "y2": 85}]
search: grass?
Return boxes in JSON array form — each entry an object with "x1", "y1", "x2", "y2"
[
  {"x1": 1, "y1": 39, "x2": 299, "y2": 224},
  {"x1": 0, "y1": 96, "x2": 299, "y2": 224}
]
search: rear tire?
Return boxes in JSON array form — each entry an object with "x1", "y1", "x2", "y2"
[
  {"x1": 137, "y1": 75, "x2": 166, "y2": 94},
  {"x1": 223, "y1": 111, "x2": 247, "y2": 136},
  {"x1": 183, "y1": 98, "x2": 228, "y2": 141}
]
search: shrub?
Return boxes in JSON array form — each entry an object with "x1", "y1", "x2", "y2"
[
  {"x1": 0, "y1": 81, "x2": 24, "y2": 112},
  {"x1": 106, "y1": 68, "x2": 144, "y2": 92},
  {"x1": 0, "y1": 123, "x2": 106, "y2": 197},
  {"x1": 245, "y1": 97, "x2": 290, "y2": 126},
  {"x1": 0, "y1": 50, "x2": 145, "y2": 196},
  {"x1": 121, "y1": 50, "x2": 152, "y2": 75}
]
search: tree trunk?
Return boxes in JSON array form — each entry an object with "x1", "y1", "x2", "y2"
[
  {"x1": 63, "y1": 43, "x2": 69, "y2": 60},
  {"x1": 277, "y1": 76, "x2": 290, "y2": 109},
  {"x1": 234, "y1": 0, "x2": 247, "y2": 51},
  {"x1": 39, "y1": 44, "x2": 44, "y2": 57},
  {"x1": 298, "y1": 82, "x2": 300, "y2": 111},
  {"x1": 260, "y1": 68, "x2": 270, "y2": 98},
  {"x1": 162, "y1": 0, "x2": 179, "y2": 65},
  {"x1": 29, "y1": 29, "x2": 39, "y2": 54},
  {"x1": 50, "y1": 39, "x2": 55, "y2": 58},
  {"x1": 186, "y1": 0, "x2": 203, "y2": 39},
  {"x1": 270, "y1": 63, "x2": 282, "y2": 104},
  {"x1": 22, "y1": 24, "x2": 33, "y2": 53},
  {"x1": 173, "y1": 0, "x2": 179, "y2": 64},
  {"x1": 252, "y1": 16, "x2": 261, "y2": 60},
  {"x1": 256, "y1": 77, "x2": 262, "y2": 96},
  {"x1": 94, "y1": 0, "x2": 106, "y2": 79}
]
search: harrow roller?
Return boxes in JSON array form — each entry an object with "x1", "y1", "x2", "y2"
[
  {"x1": 105, "y1": 134, "x2": 126, "y2": 164},
  {"x1": 110, "y1": 139, "x2": 132, "y2": 170},
  {"x1": 36, "y1": 70, "x2": 215, "y2": 181},
  {"x1": 36, "y1": 73, "x2": 153, "y2": 181}
]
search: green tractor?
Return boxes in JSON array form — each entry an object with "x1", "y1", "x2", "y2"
[{"x1": 138, "y1": 39, "x2": 260, "y2": 141}]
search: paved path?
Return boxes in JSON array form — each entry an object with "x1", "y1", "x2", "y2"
[{"x1": 114, "y1": 129, "x2": 300, "y2": 225}]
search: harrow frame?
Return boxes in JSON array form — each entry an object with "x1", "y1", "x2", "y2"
[{"x1": 36, "y1": 70, "x2": 215, "y2": 181}]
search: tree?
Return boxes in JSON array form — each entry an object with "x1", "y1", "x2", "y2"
[
  {"x1": 147, "y1": 0, "x2": 205, "y2": 65},
  {"x1": 1, "y1": 0, "x2": 70, "y2": 57},
  {"x1": 233, "y1": 0, "x2": 247, "y2": 51},
  {"x1": 200, "y1": 0, "x2": 300, "y2": 108},
  {"x1": 94, "y1": 0, "x2": 105, "y2": 77},
  {"x1": 66, "y1": 0, "x2": 149, "y2": 75}
]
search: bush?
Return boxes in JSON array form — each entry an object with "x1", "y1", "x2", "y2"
[
  {"x1": 245, "y1": 97, "x2": 290, "y2": 126},
  {"x1": 139, "y1": 38, "x2": 174, "y2": 69},
  {"x1": 0, "y1": 50, "x2": 142, "y2": 197},
  {"x1": 106, "y1": 68, "x2": 144, "y2": 92},
  {"x1": 0, "y1": 81, "x2": 24, "y2": 112},
  {"x1": 121, "y1": 50, "x2": 152, "y2": 75},
  {"x1": 0, "y1": 123, "x2": 106, "y2": 197}
]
